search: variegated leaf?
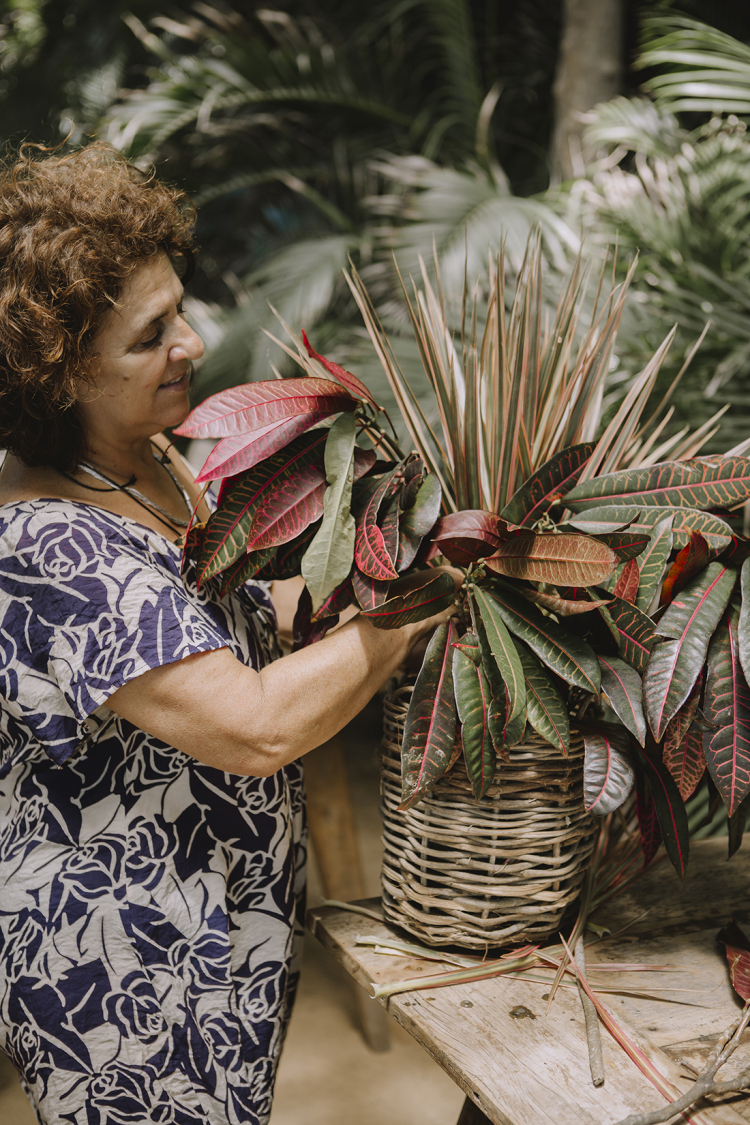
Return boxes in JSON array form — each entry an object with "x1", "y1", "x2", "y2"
[
  {"x1": 484, "y1": 532, "x2": 617, "y2": 587},
  {"x1": 399, "y1": 621, "x2": 458, "y2": 809},
  {"x1": 644, "y1": 563, "x2": 735, "y2": 741},
  {"x1": 598, "y1": 655, "x2": 646, "y2": 746},
  {"x1": 635, "y1": 513, "x2": 674, "y2": 614},
  {"x1": 703, "y1": 610, "x2": 750, "y2": 816},
  {"x1": 515, "y1": 642, "x2": 570, "y2": 755},
  {"x1": 453, "y1": 639, "x2": 496, "y2": 800},
  {"x1": 582, "y1": 724, "x2": 635, "y2": 814}
]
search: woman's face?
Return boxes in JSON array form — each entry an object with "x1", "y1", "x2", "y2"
[{"x1": 77, "y1": 252, "x2": 204, "y2": 448}]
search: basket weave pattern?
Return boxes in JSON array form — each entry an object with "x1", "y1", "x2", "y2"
[{"x1": 380, "y1": 681, "x2": 598, "y2": 949}]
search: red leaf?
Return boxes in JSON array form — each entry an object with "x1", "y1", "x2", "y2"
[
  {"x1": 613, "y1": 558, "x2": 640, "y2": 604},
  {"x1": 663, "y1": 726, "x2": 705, "y2": 802},
  {"x1": 194, "y1": 414, "x2": 329, "y2": 483},
  {"x1": 634, "y1": 739, "x2": 690, "y2": 878},
  {"x1": 660, "y1": 532, "x2": 710, "y2": 606},
  {"x1": 292, "y1": 585, "x2": 340, "y2": 650},
  {"x1": 354, "y1": 465, "x2": 404, "y2": 580},
  {"x1": 248, "y1": 444, "x2": 374, "y2": 552},
  {"x1": 302, "y1": 330, "x2": 379, "y2": 408},
  {"x1": 431, "y1": 509, "x2": 507, "y2": 565},
  {"x1": 596, "y1": 530, "x2": 650, "y2": 561},
  {"x1": 717, "y1": 920, "x2": 750, "y2": 1000},
  {"x1": 175, "y1": 377, "x2": 355, "y2": 439},
  {"x1": 352, "y1": 567, "x2": 391, "y2": 610},
  {"x1": 310, "y1": 578, "x2": 354, "y2": 623},
  {"x1": 636, "y1": 771, "x2": 662, "y2": 870}
]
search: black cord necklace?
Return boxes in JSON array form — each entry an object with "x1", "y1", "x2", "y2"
[{"x1": 58, "y1": 444, "x2": 192, "y2": 535}]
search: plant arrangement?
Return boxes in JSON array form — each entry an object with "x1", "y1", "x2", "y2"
[{"x1": 177, "y1": 234, "x2": 750, "y2": 876}]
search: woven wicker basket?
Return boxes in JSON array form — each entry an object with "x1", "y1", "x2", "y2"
[{"x1": 380, "y1": 679, "x2": 598, "y2": 949}]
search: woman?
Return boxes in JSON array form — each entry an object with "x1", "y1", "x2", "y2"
[{"x1": 0, "y1": 144, "x2": 453, "y2": 1125}]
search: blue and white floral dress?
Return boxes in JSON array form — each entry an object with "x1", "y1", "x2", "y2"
[{"x1": 0, "y1": 500, "x2": 306, "y2": 1125}]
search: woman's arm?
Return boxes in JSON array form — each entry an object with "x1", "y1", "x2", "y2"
[{"x1": 107, "y1": 605, "x2": 451, "y2": 776}]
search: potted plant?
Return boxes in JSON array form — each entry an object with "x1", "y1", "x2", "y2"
[{"x1": 177, "y1": 233, "x2": 750, "y2": 949}]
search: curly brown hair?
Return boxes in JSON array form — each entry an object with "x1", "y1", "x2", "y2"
[{"x1": 0, "y1": 142, "x2": 196, "y2": 471}]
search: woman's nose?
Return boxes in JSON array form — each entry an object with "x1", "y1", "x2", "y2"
[{"x1": 168, "y1": 320, "x2": 204, "y2": 364}]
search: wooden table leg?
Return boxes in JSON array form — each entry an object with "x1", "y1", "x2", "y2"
[
  {"x1": 304, "y1": 736, "x2": 391, "y2": 1053},
  {"x1": 456, "y1": 1095, "x2": 495, "y2": 1125}
]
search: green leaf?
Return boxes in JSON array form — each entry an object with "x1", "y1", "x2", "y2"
[
  {"x1": 635, "y1": 513, "x2": 674, "y2": 614},
  {"x1": 471, "y1": 586, "x2": 527, "y2": 724},
  {"x1": 397, "y1": 473, "x2": 442, "y2": 571},
  {"x1": 568, "y1": 505, "x2": 733, "y2": 551},
  {"x1": 603, "y1": 597, "x2": 657, "y2": 674},
  {"x1": 703, "y1": 610, "x2": 750, "y2": 817},
  {"x1": 219, "y1": 546, "x2": 278, "y2": 596},
  {"x1": 633, "y1": 739, "x2": 690, "y2": 878},
  {"x1": 515, "y1": 642, "x2": 570, "y2": 755},
  {"x1": 598, "y1": 655, "x2": 647, "y2": 746},
  {"x1": 399, "y1": 621, "x2": 458, "y2": 809},
  {"x1": 500, "y1": 442, "x2": 595, "y2": 526},
  {"x1": 644, "y1": 562, "x2": 735, "y2": 740},
  {"x1": 301, "y1": 413, "x2": 357, "y2": 613},
  {"x1": 565, "y1": 456, "x2": 750, "y2": 512},
  {"x1": 582, "y1": 724, "x2": 635, "y2": 814},
  {"x1": 453, "y1": 639, "x2": 496, "y2": 800},
  {"x1": 360, "y1": 571, "x2": 455, "y2": 630},
  {"x1": 737, "y1": 557, "x2": 750, "y2": 685},
  {"x1": 479, "y1": 580, "x2": 601, "y2": 695}
]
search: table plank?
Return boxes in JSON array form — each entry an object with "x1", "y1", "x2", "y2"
[{"x1": 308, "y1": 838, "x2": 750, "y2": 1125}]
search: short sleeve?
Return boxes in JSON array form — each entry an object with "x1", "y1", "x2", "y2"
[{"x1": 0, "y1": 504, "x2": 241, "y2": 767}]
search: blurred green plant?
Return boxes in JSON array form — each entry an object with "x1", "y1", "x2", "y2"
[
  {"x1": 102, "y1": 1, "x2": 573, "y2": 409},
  {"x1": 562, "y1": 15, "x2": 750, "y2": 450}
]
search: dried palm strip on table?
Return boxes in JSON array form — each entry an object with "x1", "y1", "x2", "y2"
[{"x1": 380, "y1": 682, "x2": 597, "y2": 949}]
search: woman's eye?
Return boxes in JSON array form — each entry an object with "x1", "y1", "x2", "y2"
[{"x1": 135, "y1": 327, "x2": 164, "y2": 351}]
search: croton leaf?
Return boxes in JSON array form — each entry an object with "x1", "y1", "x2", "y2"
[
  {"x1": 195, "y1": 432, "x2": 326, "y2": 584},
  {"x1": 480, "y1": 580, "x2": 601, "y2": 695},
  {"x1": 500, "y1": 441, "x2": 595, "y2": 527},
  {"x1": 195, "y1": 414, "x2": 342, "y2": 484},
  {"x1": 302, "y1": 329, "x2": 379, "y2": 408},
  {"x1": 596, "y1": 530, "x2": 650, "y2": 561},
  {"x1": 728, "y1": 793, "x2": 750, "y2": 860},
  {"x1": 351, "y1": 567, "x2": 390, "y2": 611},
  {"x1": 431, "y1": 510, "x2": 506, "y2": 566},
  {"x1": 453, "y1": 636, "x2": 496, "y2": 800},
  {"x1": 484, "y1": 532, "x2": 617, "y2": 587},
  {"x1": 598, "y1": 655, "x2": 646, "y2": 746},
  {"x1": 380, "y1": 493, "x2": 401, "y2": 569},
  {"x1": 397, "y1": 473, "x2": 442, "y2": 571},
  {"x1": 703, "y1": 610, "x2": 750, "y2": 817},
  {"x1": 716, "y1": 920, "x2": 750, "y2": 1000},
  {"x1": 644, "y1": 562, "x2": 736, "y2": 741},
  {"x1": 603, "y1": 596, "x2": 657, "y2": 674},
  {"x1": 636, "y1": 772, "x2": 662, "y2": 870},
  {"x1": 254, "y1": 519, "x2": 322, "y2": 580},
  {"x1": 635, "y1": 513, "x2": 674, "y2": 615},
  {"x1": 581, "y1": 723, "x2": 635, "y2": 814},
  {"x1": 219, "y1": 545, "x2": 278, "y2": 597},
  {"x1": 565, "y1": 456, "x2": 750, "y2": 512},
  {"x1": 248, "y1": 448, "x2": 327, "y2": 551},
  {"x1": 180, "y1": 519, "x2": 206, "y2": 575},
  {"x1": 300, "y1": 412, "x2": 357, "y2": 613},
  {"x1": 471, "y1": 586, "x2": 526, "y2": 724},
  {"x1": 515, "y1": 642, "x2": 570, "y2": 755},
  {"x1": 660, "y1": 531, "x2": 709, "y2": 607},
  {"x1": 633, "y1": 739, "x2": 690, "y2": 878},
  {"x1": 354, "y1": 463, "x2": 404, "y2": 580},
  {"x1": 520, "y1": 589, "x2": 611, "y2": 616},
  {"x1": 663, "y1": 726, "x2": 705, "y2": 803},
  {"x1": 360, "y1": 571, "x2": 455, "y2": 630},
  {"x1": 568, "y1": 505, "x2": 733, "y2": 551},
  {"x1": 311, "y1": 577, "x2": 354, "y2": 622},
  {"x1": 292, "y1": 585, "x2": 340, "y2": 651},
  {"x1": 399, "y1": 620, "x2": 458, "y2": 809},
  {"x1": 175, "y1": 377, "x2": 356, "y2": 439},
  {"x1": 738, "y1": 557, "x2": 750, "y2": 686},
  {"x1": 612, "y1": 558, "x2": 640, "y2": 605}
]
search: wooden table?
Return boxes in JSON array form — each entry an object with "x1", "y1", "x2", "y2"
[{"x1": 307, "y1": 837, "x2": 750, "y2": 1125}]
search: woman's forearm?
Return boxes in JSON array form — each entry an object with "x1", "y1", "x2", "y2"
[{"x1": 107, "y1": 610, "x2": 438, "y2": 775}]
